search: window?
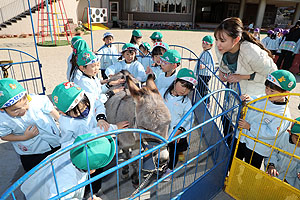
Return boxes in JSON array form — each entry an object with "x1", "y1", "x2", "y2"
[
  {"x1": 227, "y1": 4, "x2": 239, "y2": 17},
  {"x1": 126, "y1": 0, "x2": 192, "y2": 13}
]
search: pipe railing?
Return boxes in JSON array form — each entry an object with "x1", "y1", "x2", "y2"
[{"x1": 0, "y1": 0, "x2": 38, "y2": 25}]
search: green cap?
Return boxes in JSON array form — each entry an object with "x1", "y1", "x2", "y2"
[
  {"x1": 141, "y1": 42, "x2": 151, "y2": 51},
  {"x1": 52, "y1": 82, "x2": 85, "y2": 113},
  {"x1": 71, "y1": 36, "x2": 90, "y2": 56},
  {"x1": 132, "y1": 30, "x2": 142, "y2": 37},
  {"x1": 152, "y1": 42, "x2": 169, "y2": 51},
  {"x1": 150, "y1": 31, "x2": 163, "y2": 40},
  {"x1": 160, "y1": 49, "x2": 181, "y2": 64},
  {"x1": 76, "y1": 50, "x2": 98, "y2": 66},
  {"x1": 70, "y1": 133, "x2": 116, "y2": 170},
  {"x1": 291, "y1": 117, "x2": 300, "y2": 135},
  {"x1": 122, "y1": 43, "x2": 137, "y2": 52},
  {"x1": 202, "y1": 35, "x2": 214, "y2": 44},
  {"x1": 0, "y1": 78, "x2": 26, "y2": 108},
  {"x1": 177, "y1": 68, "x2": 197, "y2": 86},
  {"x1": 266, "y1": 70, "x2": 296, "y2": 91}
]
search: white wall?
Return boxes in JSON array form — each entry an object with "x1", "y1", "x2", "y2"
[{"x1": 0, "y1": 0, "x2": 79, "y2": 35}]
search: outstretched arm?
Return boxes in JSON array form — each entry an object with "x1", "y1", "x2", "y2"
[{"x1": 1, "y1": 125, "x2": 39, "y2": 141}]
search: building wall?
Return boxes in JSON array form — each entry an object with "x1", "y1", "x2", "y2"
[{"x1": 122, "y1": 12, "x2": 192, "y2": 23}]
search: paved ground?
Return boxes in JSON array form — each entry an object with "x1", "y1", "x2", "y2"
[{"x1": 0, "y1": 29, "x2": 299, "y2": 199}]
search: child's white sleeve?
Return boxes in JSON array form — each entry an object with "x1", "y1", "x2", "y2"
[
  {"x1": 39, "y1": 95, "x2": 55, "y2": 114},
  {"x1": 265, "y1": 149, "x2": 279, "y2": 167},
  {"x1": 180, "y1": 99, "x2": 194, "y2": 131},
  {"x1": 247, "y1": 117, "x2": 290, "y2": 140},
  {"x1": 0, "y1": 122, "x2": 12, "y2": 137},
  {"x1": 105, "y1": 62, "x2": 118, "y2": 77},
  {"x1": 94, "y1": 99, "x2": 106, "y2": 115},
  {"x1": 136, "y1": 62, "x2": 147, "y2": 82}
]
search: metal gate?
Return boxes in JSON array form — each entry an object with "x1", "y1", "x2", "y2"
[
  {"x1": 0, "y1": 48, "x2": 45, "y2": 95},
  {"x1": 226, "y1": 93, "x2": 300, "y2": 199}
]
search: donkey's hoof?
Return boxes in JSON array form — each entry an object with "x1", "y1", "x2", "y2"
[
  {"x1": 131, "y1": 173, "x2": 139, "y2": 187},
  {"x1": 121, "y1": 168, "x2": 129, "y2": 179}
]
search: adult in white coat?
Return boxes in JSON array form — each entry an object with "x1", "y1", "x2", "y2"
[{"x1": 214, "y1": 17, "x2": 277, "y2": 96}]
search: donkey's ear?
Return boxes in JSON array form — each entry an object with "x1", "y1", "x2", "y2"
[
  {"x1": 126, "y1": 75, "x2": 141, "y2": 99},
  {"x1": 146, "y1": 74, "x2": 159, "y2": 94}
]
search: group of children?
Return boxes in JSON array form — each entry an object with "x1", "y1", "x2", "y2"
[
  {"x1": 260, "y1": 28, "x2": 290, "y2": 55},
  {"x1": 1, "y1": 26, "x2": 300, "y2": 198},
  {"x1": 0, "y1": 29, "x2": 202, "y2": 198}
]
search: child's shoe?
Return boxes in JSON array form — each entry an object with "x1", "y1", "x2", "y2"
[{"x1": 161, "y1": 168, "x2": 172, "y2": 182}]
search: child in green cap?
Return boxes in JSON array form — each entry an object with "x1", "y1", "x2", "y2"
[
  {"x1": 105, "y1": 43, "x2": 147, "y2": 82},
  {"x1": 138, "y1": 42, "x2": 153, "y2": 71},
  {"x1": 147, "y1": 42, "x2": 169, "y2": 79},
  {"x1": 130, "y1": 29, "x2": 142, "y2": 50},
  {"x1": 159, "y1": 68, "x2": 197, "y2": 182},
  {"x1": 21, "y1": 133, "x2": 116, "y2": 200},
  {"x1": 73, "y1": 49, "x2": 124, "y2": 104},
  {"x1": 193, "y1": 35, "x2": 215, "y2": 104},
  {"x1": 97, "y1": 32, "x2": 118, "y2": 80},
  {"x1": 0, "y1": 78, "x2": 61, "y2": 172},
  {"x1": 52, "y1": 82, "x2": 129, "y2": 194},
  {"x1": 150, "y1": 31, "x2": 163, "y2": 43},
  {"x1": 266, "y1": 117, "x2": 300, "y2": 190},
  {"x1": 237, "y1": 70, "x2": 296, "y2": 169},
  {"x1": 155, "y1": 49, "x2": 181, "y2": 91},
  {"x1": 67, "y1": 36, "x2": 90, "y2": 81}
]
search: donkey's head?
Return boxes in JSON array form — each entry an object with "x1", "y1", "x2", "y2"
[
  {"x1": 126, "y1": 74, "x2": 171, "y2": 140},
  {"x1": 127, "y1": 74, "x2": 171, "y2": 166}
]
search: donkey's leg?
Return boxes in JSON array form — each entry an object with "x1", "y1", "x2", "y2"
[
  {"x1": 130, "y1": 142, "x2": 142, "y2": 187},
  {"x1": 121, "y1": 147, "x2": 131, "y2": 179}
]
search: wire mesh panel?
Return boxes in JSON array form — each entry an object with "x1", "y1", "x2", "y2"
[
  {"x1": 226, "y1": 93, "x2": 300, "y2": 199},
  {"x1": 0, "y1": 48, "x2": 45, "y2": 95}
]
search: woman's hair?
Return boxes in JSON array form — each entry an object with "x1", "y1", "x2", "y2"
[
  {"x1": 164, "y1": 79, "x2": 193, "y2": 102},
  {"x1": 118, "y1": 50, "x2": 138, "y2": 61},
  {"x1": 264, "y1": 80, "x2": 286, "y2": 93},
  {"x1": 69, "y1": 54, "x2": 78, "y2": 81},
  {"x1": 65, "y1": 93, "x2": 90, "y2": 117},
  {"x1": 214, "y1": 17, "x2": 273, "y2": 58}
]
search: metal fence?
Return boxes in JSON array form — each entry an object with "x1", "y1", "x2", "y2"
[
  {"x1": 1, "y1": 44, "x2": 242, "y2": 200},
  {"x1": 0, "y1": 48, "x2": 45, "y2": 94},
  {"x1": 0, "y1": 0, "x2": 38, "y2": 25}
]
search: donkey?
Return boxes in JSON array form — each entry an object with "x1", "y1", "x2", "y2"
[{"x1": 105, "y1": 71, "x2": 171, "y2": 186}]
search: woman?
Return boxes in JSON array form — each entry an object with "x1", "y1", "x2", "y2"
[
  {"x1": 214, "y1": 17, "x2": 277, "y2": 150},
  {"x1": 215, "y1": 17, "x2": 277, "y2": 96}
]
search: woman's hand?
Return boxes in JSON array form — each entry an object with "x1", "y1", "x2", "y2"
[
  {"x1": 218, "y1": 71, "x2": 228, "y2": 82},
  {"x1": 227, "y1": 74, "x2": 241, "y2": 83},
  {"x1": 227, "y1": 74, "x2": 251, "y2": 83}
]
